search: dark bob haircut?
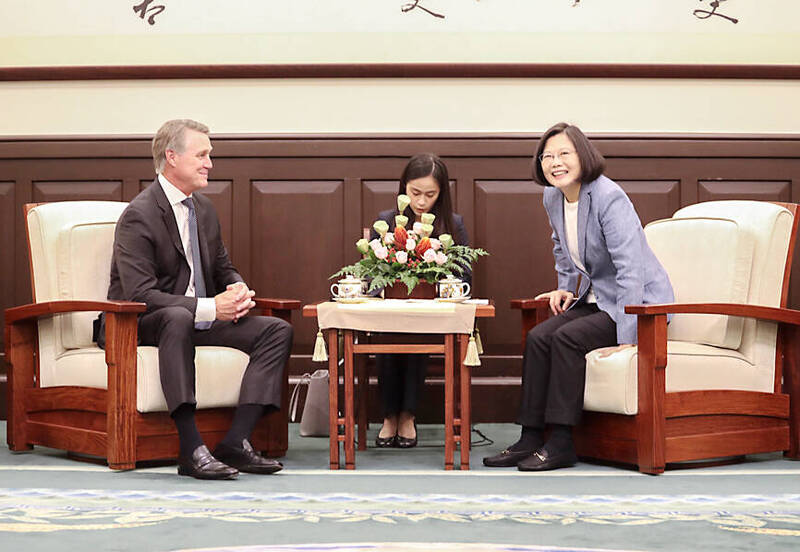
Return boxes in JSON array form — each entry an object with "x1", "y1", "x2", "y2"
[{"x1": 532, "y1": 122, "x2": 606, "y2": 187}]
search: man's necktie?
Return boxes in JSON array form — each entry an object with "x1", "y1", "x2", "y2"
[{"x1": 182, "y1": 198, "x2": 213, "y2": 330}]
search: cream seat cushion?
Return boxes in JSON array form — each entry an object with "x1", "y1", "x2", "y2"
[
  {"x1": 54, "y1": 346, "x2": 250, "y2": 413},
  {"x1": 584, "y1": 343, "x2": 758, "y2": 415}
]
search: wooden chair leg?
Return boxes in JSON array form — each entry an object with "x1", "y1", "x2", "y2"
[
  {"x1": 784, "y1": 325, "x2": 800, "y2": 459},
  {"x1": 635, "y1": 315, "x2": 668, "y2": 474},
  {"x1": 6, "y1": 321, "x2": 35, "y2": 452},
  {"x1": 105, "y1": 312, "x2": 138, "y2": 470}
]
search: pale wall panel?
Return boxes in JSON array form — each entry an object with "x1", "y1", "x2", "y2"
[{"x1": 2, "y1": 79, "x2": 800, "y2": 136}]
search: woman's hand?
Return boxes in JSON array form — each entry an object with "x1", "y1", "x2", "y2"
[
  {"x1": 534, "y1": 289, "x2": 575, "y2": 315},
  {"x1": 594, "y1": 344, "x2": 636, "y2": 359}
]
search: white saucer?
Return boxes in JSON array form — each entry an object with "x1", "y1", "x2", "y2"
[
  {"x1": 434, "y1": 296, "x2": 471, "y2": 303},
  {"x1": 332, "y1": 296, "x2": 369, "y2": 304}
]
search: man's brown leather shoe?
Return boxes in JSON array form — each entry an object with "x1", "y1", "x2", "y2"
[
  {"x1": 178, "y1": 445, "x2": 239, "y2": 480},
  {"x1": 517, "y1": 447, "x2": 578, "y2": 472},
  {"x1": 213, "y1": 439, "x2": 283, "y2": 475}
]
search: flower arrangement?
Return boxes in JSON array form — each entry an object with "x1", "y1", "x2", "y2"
[{"x1": 332, "y1": 194, "x2": 488, "y2": 294}]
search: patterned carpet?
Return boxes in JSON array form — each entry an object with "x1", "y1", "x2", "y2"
[
  {"x1": 2, "y1": 486, "x2": 800, "y2": 537},
  {"x1": 2, "y1": 423, "x2": 800, "y2": 551}
]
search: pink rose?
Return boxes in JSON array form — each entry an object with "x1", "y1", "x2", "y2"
[
  {"x1": 405, "y1": 238, "x2": 416, "y2": 251},
  {"x1": 383, "y1": 232, "x2": 395, "y2": 245},
  {"x1": 369, "y1": 238, "x2": 382, "y2": 251},
  {"x1": 413, "y1": 222, "x2": 424, "y2": 235},
  {"x1": 429, "y1": 238, "x2": 441, "y2": 251},
  {"x1": 395, "y1": 250, "x2": 408, "y2": 264},
  {"x1": 435, "y1": 251, "x2": 447, "y2": 265},
  {"x1": 423, "y1": 249, "x2": 437, "y2": 263},
  {"x1": 375, "y1": 246, "x2": 389, "y2": 260}
]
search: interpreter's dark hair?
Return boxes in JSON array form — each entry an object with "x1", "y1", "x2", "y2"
[{"x1": 397, "y1": 153, "x2": 456, "y2": 238}]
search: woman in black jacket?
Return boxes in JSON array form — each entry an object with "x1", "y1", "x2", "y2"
[{"x1": 369, "y1": 153, "x2": 470, "y2": 448}]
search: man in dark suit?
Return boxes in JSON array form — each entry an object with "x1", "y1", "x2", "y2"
[{"x1": 99, "y1": 119, "x2": 292, "y2": 480}]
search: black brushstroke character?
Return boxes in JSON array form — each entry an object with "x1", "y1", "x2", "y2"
[
  {"x1": 694, "y1": 0, "x2": 738, "y2": 24},
  {"x1": 133, "y1": 0, "x2": 166, "y2": 26},
  {"x1": 401, "y1": 1, "x2": 445, "y2": 19}
]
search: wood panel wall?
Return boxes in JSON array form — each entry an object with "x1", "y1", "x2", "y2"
[{"x1": 2, "y1": 134, "x2": 800, "y2": 422}]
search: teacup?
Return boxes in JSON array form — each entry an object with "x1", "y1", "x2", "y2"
[
  {"x1": 331, "y1": 276, "x2": 363, "y2": 299},
  {"x1": 438, "y1": 276, "x2": 470, "y2": 299}
]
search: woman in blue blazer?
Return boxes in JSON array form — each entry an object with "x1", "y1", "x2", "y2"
[
  {"x1": 369, "y1": 153, "x2": 470, "y2": 448},
  {"x1": 484, "y1": 123, "x2": 673, "y2": 471}
]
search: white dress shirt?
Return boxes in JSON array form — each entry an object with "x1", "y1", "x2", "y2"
[
  {"x1": 158, "y1": 174, "x2": 217, "y2": 323},
  {"x1": 563, "y1": 196, "x2": 597, "y2": 303}
]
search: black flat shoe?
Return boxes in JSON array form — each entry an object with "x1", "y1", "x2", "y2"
[
  {"x1": 396, "y1": 421, "x2": 417, "y2": 448},
  {"x1": 213, "y1": 439, "x2": 283, "y2": 475},
  {"x1": 517, "y1": 447, "x2": 577, "y2": 472},
  {"x1": 482, "y1": 448, "x2": 535, "y2": 467},
  {"x1": 375, "y1": 434, "x2": 397, "y2": 448},
  {"x1": 395, "y1": 435, "x2": 417, "y2": 448},
  {"x1": 178, "y1": 445, "x2": 239, "y2": 480}
]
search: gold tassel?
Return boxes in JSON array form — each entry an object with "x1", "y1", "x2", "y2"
[
  {"x1": 463, "y1": 335, "x2": 481, "y2": 366},
  {"x1": 312, "y1": 330, "x2": 328, "y2": 362},
  {"x1": 474, "y1": 328, "x2": 484, "y2": 355}
]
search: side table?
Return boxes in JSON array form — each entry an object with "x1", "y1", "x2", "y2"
[{"x1": 302, "y1": 301, "x2": 495, "y2": 470}]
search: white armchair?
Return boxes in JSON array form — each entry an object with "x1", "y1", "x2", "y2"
[
  {"x1": 512, "y1": 200, "x2": 800, "y2": 473},
  {"x1": 6, "y1": 201, "x2": 300, "y2": 469}
]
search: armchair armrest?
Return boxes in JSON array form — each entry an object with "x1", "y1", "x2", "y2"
[
  {"x1": 510, "y1": 298, "x2": 550, "y2": 310},
  {"x1": 625, "y1": 302, "x2": 800, "y2": 326},
  {"x1": 253, "y1": 298, "x2": 302, "y2": 324},
  {"x1": 253, "y1": 298, "x2": 302, "y2": 311},
  {"x1": 510, "y1": 298, "x2": 551, "y2": 351},
  {"x1": 5, "y1": 300, "x2": 146, "y2": 325}
]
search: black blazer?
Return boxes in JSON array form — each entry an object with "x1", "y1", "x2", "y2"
[
  {"x1": 369, "y1": 209, "x2": 472, "y2": 284},
  {"x1": 106, "y1": 179, "x2": 242, "y2": 316}
]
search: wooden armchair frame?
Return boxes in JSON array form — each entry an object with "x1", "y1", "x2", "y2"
[{"x1": 511, "y1": 202, "x2": 800, "y2": 474}]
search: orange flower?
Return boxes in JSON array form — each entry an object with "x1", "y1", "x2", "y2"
[
  {"x1": 394, "y1": 225, "x2": 408, "y2": 246},
  {"x1": 415, "y1": 237, "x2": 431, "y2": 256}
]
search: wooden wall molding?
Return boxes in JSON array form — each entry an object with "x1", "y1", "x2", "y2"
[
  {"x1": 2, "y1": 63, "x2": 800, "y2": 82},
  {"x1": 2, "y1": 133, "x2": 800, "y2": 422}
]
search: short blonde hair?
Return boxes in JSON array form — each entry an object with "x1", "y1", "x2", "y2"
[{"x1": 152, "y1": 119, "x2": 209, "y2": 174}]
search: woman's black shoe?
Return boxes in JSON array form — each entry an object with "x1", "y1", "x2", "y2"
[
  {"x1": 396, "y1": 421, "x2": 418, "y2": 448},
  {"x1": 395, "y1": 435, "x2": 417, "y2": 448},
  {"x1": 375, "y1": 434, "x2": 397, "y2": 448}
]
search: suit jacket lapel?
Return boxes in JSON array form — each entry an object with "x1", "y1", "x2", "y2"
[
  {"x1": 577, "y1": 182, "x2": 592, "y2": 271},
  {"x1": 153, "y1": 179, "x2": 187, "y2": 262}
]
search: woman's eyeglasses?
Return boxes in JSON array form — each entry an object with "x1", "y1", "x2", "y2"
[{"x1": 539, "y1": 150, "x2": 576, "y2": 164}]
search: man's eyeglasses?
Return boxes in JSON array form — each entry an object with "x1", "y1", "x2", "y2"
[{"x1": 539, "y1": 150, "x2": 576, "y2": 164}]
